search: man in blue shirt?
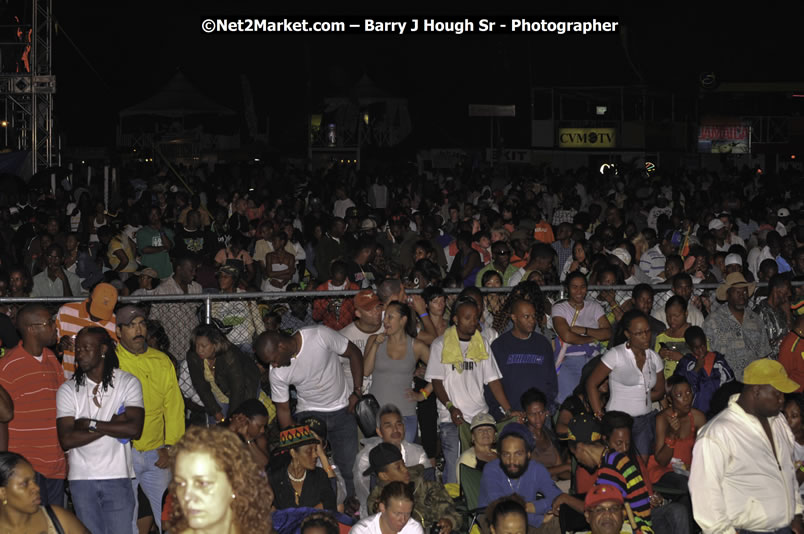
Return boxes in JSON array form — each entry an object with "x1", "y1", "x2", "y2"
[
  {"x1": 486, "y1": 299, "x2": 557, "y2": 417},
  {"x1": 478, "y1": 423, "x2": 570, "y2": 532}
]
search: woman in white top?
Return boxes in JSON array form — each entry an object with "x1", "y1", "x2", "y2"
[
  {"x1": 586, "y1": 309, "x2": 665, "y2": 463},
  {"x1": 349, "y1": 481, "x2": 423, "y2": 534}
]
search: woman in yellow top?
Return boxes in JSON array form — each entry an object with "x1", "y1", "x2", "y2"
[{"x1": 655, "y1": 296, "x2": 692, "y2": 379}]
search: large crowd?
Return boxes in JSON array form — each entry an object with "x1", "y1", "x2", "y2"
[{"x1": 0, "y1": 159, "x2": 801, "y2": 534}]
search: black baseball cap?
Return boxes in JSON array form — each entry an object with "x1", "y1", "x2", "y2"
[{"x1": 363, "y1": 442, "x2": 402, "y2": 476}]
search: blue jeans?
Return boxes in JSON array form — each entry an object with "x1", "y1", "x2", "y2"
[
  {"x1": 71, "y1": 478, "x2": 135, "y2": 534},
  {"x1": 632, "y1": 411, "x2": 657, "y2": 458},
  {"x1": 34, "y1": 472, "x2": 65, "y2": 507},
  {"x1": 556, "y1": 354, "x2": 592, "y2": 405},
  {"x1": 132, "y1": 448, "x2": 171, "y2": 533},
  {"x1": 296, "y1": 407, "x2": 358, "y2": 497},
  {"x1": 439, "y1": 422, "x2": 460, "y2": 484},
  {"x1": 403, "y1": 414, "x2": 418, "y2": 444}
]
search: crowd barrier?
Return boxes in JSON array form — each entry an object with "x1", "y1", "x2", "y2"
[{"x1": 1, "y1": 282, "x2": 798, "y2": 357}]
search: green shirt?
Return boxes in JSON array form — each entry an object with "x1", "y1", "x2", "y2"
[{"x1": 136, "y1": 226, "x2": 175, "y2": 279}]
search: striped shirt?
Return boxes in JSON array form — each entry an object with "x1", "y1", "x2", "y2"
[
  {"x1": 56, "y1": 301, "x2": 118, "y2": 379},
  {"x1": 597, "y1": 451, "x2": 653, "y2": 534},
  {"x1": 0, "y1": 343, "x2": 66, "y2": 478}
]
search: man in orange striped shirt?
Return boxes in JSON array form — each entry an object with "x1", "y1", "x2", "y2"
[
  {"x1": 0, "y1": 304, "x2": 66, "y2": 506},
  {"x1": 56, "y1": 283, "x2": 119, "y2": 378}
]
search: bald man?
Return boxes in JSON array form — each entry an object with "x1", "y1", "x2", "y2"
[
  {"x1": 255, "y1": 325, "x2": 363, "y2": 497},
  {"x1": 487, "y1": 299, "x2": 558, "y2": 414},
  {"x1": 0, "y1": 304, "x2": 66, "y2": 506}
]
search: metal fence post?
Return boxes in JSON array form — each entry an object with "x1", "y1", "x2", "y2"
[{"x1": 204, "y1": 295, "x2": 211, "y2": 325}]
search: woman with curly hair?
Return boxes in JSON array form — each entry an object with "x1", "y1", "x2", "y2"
[{"x1": 168, "y1": 425, "x2": 273, "y2": 534}]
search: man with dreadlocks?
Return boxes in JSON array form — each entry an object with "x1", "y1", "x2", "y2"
[{"x1": 56, "y1": 326, "x2": 144, "y2": 534}]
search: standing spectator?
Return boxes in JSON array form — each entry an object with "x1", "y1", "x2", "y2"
[
  {"x1": 689, "y1": 359, "x2": 803, "y2": 534},
  {"x1": 314, "y1": 217, "x2": 346, "y2": 284},
  {"x1": 254, "y1": 326, "x2": 364, "y2": 496},
  {"x1": 340, "y1": 289, "x2": 384, "y2": 394},
  {"x1": 115, "y1": 305, "x2": 185, "y2": 534},
  {"x1": 0, "y1": 305, "x2": 65, "y2": 506},
  {"x1": 552, "y1": 271, "x2": 611, "y2": 404},
  {"x1": 56, "y1": 327, "x2": 144, "y2": 534},
  {"x1": 703, "y1": 273, "x2": 772, "y2": 380},
  {"x1": 56, "y1": 282, "x2": 119, "y2": 378},
  {"x1": 754, "y1": 274, "x2": 793, "y2": 354},
  {"x1": 586, "y1": 310, "x2": 665, "y2": 461},
  {"x1": 312, "y1": 260, "x2": 359, "y2": 331},
  {"x1": 31, "y1": 243, "x2": 82, "y2": 297},
  {"x1": 487, "y1": 299, "x2": 557, "y2": 415},
  {"x1": 424, "y1": 297, "x2": 519, "y2": 484},
  {"x1": 364, "y1": 302, "x2": 430, "y2": 442},
  {"x1": 149, "y1": 254, "x2": 202, "y2": 361},
  {"x1": 136, "y1": 206, "x2": 174, "y2": 280}
]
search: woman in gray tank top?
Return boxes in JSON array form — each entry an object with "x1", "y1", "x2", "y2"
[{"x1": 364, "y1": 301, "x2": 431, "y2": 443}]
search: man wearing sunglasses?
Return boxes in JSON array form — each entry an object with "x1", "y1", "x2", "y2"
[
  {"x1": 0, "y1": 304, "x2": 66, "y2": 506},
  {"x1": 475, "y1": 242, "x2": 519, "y2": 288}
]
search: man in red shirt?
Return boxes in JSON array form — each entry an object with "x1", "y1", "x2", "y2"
[{"x1": 0, "y1": 304, "x2": 65, "y2": 506}]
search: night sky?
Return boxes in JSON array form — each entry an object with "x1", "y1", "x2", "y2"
[{"x1": 47, "y1": 4, "x2": 804, "y2": 152}]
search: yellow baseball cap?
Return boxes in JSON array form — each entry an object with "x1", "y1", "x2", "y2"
[{"x1": 743, "y1": 359, "x2": 800, "y2": 393}]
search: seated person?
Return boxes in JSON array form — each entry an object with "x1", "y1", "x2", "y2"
[
  {"x1": 484, "y1": 496, "x2": 529, "y2": 534},
  {"x1": 365, "y1": 443, "x2": 460, "y2": 534},
  {"x1": 649, "y1": 376, "x2": 706, "y2": 485},
  {"x1": 354, "y1": 405, "x2": 429, "y2": 517},
  {"x1": 478, "y1": 423, "x2": 570, "y2": 534},
  {"x1": 521, "y1": 388, "x2": 571, "y2": 482},
  {"x1": 269, "y1": 424, "x2": 337, "y2": 511},
  {"x1": 582, "y1": 485, "x2": 628, "y2": 534},
  {"x1": 458, "y1": 413, "x2": 498, "y2": 483},
  {"x1": 672, "y1": 326, "x2": 734, "y2": 414},
  {"x1": 224, "y1": 398, "x2": 270, "y2": 469},
  {"x1": 560, "y1": 414, "x2": 654, "y2": 534}
]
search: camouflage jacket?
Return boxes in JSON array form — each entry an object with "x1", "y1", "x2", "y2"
[{"x1": 367, "y1": 465, "x2": 461, "y2": 530}]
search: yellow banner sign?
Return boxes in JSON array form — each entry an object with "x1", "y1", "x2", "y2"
[{"x1": 558, "y1": 128, "x2": 616, "y2": 148}]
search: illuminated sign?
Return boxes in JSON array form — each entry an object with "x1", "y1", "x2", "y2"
[
  {"x1": 558, "y1": 128, "x2": 616, "y2": 148},
  {"x1": 697, "y1": 124, "x2": 750, "y2": 154}
]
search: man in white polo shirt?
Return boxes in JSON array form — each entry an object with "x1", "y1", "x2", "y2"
[
  {"x1": 56, "y1": 326, "x2": 144, "y2": 534},
  {"x1": 255, "y1": 325, "x2": 364, "y2": 497}
]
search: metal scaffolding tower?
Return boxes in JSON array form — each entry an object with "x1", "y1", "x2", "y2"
[{"x1": 0, "y1": 0, "x2": 55, "y2": 175}]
